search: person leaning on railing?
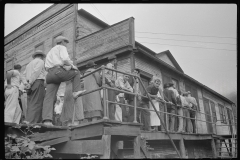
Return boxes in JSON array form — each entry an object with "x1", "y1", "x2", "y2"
[
  {"x1": 163, "y1": 83, "x2": 177, "y2": 132},
  {"x1": 103, "y1": 63, "x2": 117, "y2": 120},
  {"x1": 184, "y1": 91, "x2": 198, "y2": 133},
  {"x1": 115, "y1": 72, "x2": 133, "y2": 122}
]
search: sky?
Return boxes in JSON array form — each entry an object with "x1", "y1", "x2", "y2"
[{"x1": 4, "y1": 3, "x2": 237, "y2": 102}]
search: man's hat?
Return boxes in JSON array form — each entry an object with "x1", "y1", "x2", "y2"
[
  {"x1": 55, "y1": 36, "x2": 69, "y2": 44},
  {"x1": 108, "y1": 55, "x2": 116, "y2": 60},
  {"x1": 168, "y1": 82, "x2": 174, "y2": 87},
  {"x1": 132, "y1": 68, "x2": 140, "y2": 73},
  {"x1": 183, "y1": 91, "x2": 191, "y2": 96},
  {"x1": 163, "y1": 83, "x2": 169, "y2": 89},
  {"x1": 32, "y1": 50, "x2": 46, "y2": 58},
  {"x1": 106, "y1": 63, "x2": 114, "y2": 69},
  {"x1": 86, "y1": 60, "x2": 97, "y2": 68}
]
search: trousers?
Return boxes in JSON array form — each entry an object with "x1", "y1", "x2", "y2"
[
  {"x1": 139, "y1": 101, "x2": 150, "y2": 131},
  {"x1": 26, "y1": 80, "x2": 45, "y2": 123},
  {"x1": 4, "y1": 86, "x2": 22, "y2": 124},
  {"x1": 42, "y1": 66, "x2": 82, "y2": 122}
]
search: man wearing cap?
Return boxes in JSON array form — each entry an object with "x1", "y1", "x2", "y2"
[
  {"x1": 42, "y1": 36, "x2": 85, "y2": 126},
  {"x1": 4, "y1": 64, "x2": 25, "y2": 124},
  {"x1": 184, "y1": 91, "x2": 198, "y2": 133},
  {"x1": 22, "y1": 50, "x2": 46, "y2": 124}
]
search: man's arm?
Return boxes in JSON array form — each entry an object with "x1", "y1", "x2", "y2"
[
  {"x1": 58, "y1": 46, "x2": 75, "y2": 68},
  {"x1": 6, "y1": 70, "x2": 14, "y2": 85}
]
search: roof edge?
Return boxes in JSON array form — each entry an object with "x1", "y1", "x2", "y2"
[{"x1": 136, "y1": 42, "x2": 234, "y2": 105}]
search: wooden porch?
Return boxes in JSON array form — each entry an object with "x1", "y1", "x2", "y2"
[{"x1": 4, "y1": 119, "x2": 223, "y2": 159}]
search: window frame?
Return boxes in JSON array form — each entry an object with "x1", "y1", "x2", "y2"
[
  {"x1": 34, "y1": 42, "x2": 44, "y2": 52},
  {"x1": 210, "y1": 101, "x2": 217, "y2": 123},
  {"x1": 218, "y1": 103, "x2": 227, "y2": 124}
]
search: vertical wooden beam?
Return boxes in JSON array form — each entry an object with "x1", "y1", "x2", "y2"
[
  {"x1": 215, "y1": 139, "x2": 220, "y2": 158},
  {"x1": 72, "y1": 3, "x2": 78, "y2": 65},
  {"x1": 179, "y1": 138, "x2": 187, "y2": 158},
  {"x1": 100, "y1": 135, "x2": 111, "y2": 159},
  {"x1": 211, "y1": 138, "x2": 217, "y2": 158},
  {"x1": 134, "y1": 136, "x2": 141, "y2": 159}
]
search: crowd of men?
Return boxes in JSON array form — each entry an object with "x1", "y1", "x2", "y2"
[{"x1": 4, "y1": 35, "x2": 198, "y2": 133}]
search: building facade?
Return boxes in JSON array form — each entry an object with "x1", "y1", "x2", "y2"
[{"x1": 4, "y1": 4, "x2": 236, "y2": 158}]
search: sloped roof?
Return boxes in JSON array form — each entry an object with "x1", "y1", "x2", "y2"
[
  {"x1": 78, "y1": 9, "x2": 109, "y2": 28},
  {"x1": 156, "y1": 50, "x2": 184, "y2": 73}
]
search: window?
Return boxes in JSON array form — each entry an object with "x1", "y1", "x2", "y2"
[
  {"x1": 35, "y1": 42, "x2": 44, "y2": 52},
  {"x1": 210, "y1": 101, "x2": 217, "y2": 123},
  {"x1": 218, "y1": 104, "x2": 226, "y2": 123},
  {"x1": 52, "y1": 32, "x2": 63, "y2": 47}
]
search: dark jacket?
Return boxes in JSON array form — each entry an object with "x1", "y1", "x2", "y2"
[{"x1": 163, "y1": 88, "x2": 177, "y2": 109}]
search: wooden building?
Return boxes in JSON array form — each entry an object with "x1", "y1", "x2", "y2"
[{"x1": 4, "y1": 4, "x2": 237, "y2": 158}]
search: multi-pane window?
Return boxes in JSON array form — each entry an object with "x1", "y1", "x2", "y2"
[
  {"x1": 210, "y1": 101, "x2": 217, "y2": 123},
  {"x1": 218, "y1": 104, "x2": 226, "y2": 123}
]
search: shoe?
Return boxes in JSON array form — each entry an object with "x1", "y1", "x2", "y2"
[
  {"x1": 22, "y1": 121, "x2": 30, "y2": 125},
  {"x1": 43, "y1": 121, "x2": 54, "y2": 126},
  {"x1": 73, "y1": 90, "x2": 86, "y2": 99}
]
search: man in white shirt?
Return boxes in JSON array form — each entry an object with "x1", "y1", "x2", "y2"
[
  {"x1": 42, "y1": 36, "x2": 85, "y2": 126},
  {"x1": 4, "y1": 64, "x2": 25, "y2": 124},
  {"x1": 115, "y1": 72, "x2": 133, "y2": 122},
  {"x1": 23, "y1": 50, "x2": 46, "y2": 124}
]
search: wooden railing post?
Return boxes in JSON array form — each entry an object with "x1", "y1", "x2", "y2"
[
  {"x1": 102, "y1": 66, "x2": 108, "y2": 120},
  {"x1": 133, "y1": 80, "x2": 137, "y2": 123}
]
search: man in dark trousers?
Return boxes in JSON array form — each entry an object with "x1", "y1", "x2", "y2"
[
  {"x1": 163, "y1": 83, "x2": 177, "y2": 132},
  {"x1": 42, "y1": 36, "x2": 86, "y2": 126},
  {"x1": 23, "y1": 50, "x2": 46, "y2": 124},
  {"x1": 126, "y1": 68, "x2": 141, "y2": 122}
]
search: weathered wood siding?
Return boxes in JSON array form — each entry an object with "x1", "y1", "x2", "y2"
[
  {"x1": 116, "y1": 57, "x2": 131, "y2": 77},
  {"x1": 185, "y1": 140, "x2": 213, "y2": 158},
  {"x1": 4, "y1": 4, "x2": 75, "y2": 74},
  {"x1": 135, "y1": 56, "x2": 163, "y2": 88},
  {"x1": 75, "y1": 18, "x2": 134, "y2": 64},
  {"x1": 202, "y1": 89, "x2": 233, "y2": 135},
  {"x1": 157, "y1": 53, "x2": 176, "y2": 69},
  {"x1": 76, "y1": 13, "x2": 103, "y2": 40}
]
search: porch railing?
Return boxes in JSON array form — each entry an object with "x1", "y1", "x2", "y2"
[{"x1": 74, "y1": 65, "x2": 237, "y2": 158}]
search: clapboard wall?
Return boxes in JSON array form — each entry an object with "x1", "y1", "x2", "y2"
[{"x1": 4, "y1": 4, "x2": 75, "y2": 75}]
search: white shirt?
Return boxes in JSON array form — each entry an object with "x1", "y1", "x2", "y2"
[
  {"x1": 179, "y1": 95, "x2": 189, "y2": 107},
  {"x1": 5, "y1": 70, "x2": 22, "y2": 88},
  {"x1": 45, "y1": 45, "x2": 73, "y2": 70},
  {"x1": 23, "y1": 57, "x2": 45, "y2": 85},
  {"x1": 169, "y1": 87, "x2": 179, "y2": 97},
  {"x1": 115, "y1": 76, "x2": 133, "y2": 97},
  {"x1": 54, "y1": 101, "x2": 63, "y2": 114}
]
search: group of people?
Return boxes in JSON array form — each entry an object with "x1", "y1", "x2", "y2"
[
  {"x1": 4, "y1": 36, "x2": 85, "y2": 126},
  {"x1": 4, "y1": 35, "x2": 198, "y2": 132}
]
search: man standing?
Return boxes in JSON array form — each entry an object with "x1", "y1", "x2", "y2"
[
  {"x1": 22, "y1": 50, "x2": 46, "y2": 124},
  {"x1": 127, "y1": 68, "x2": 141, "y2": 123},
  {"x1": 42, "y1": 36, "x2": 85, "y2": 126},
  {"x1": 4, "y1": 64, "x2": 25, "y2": 124},
  {"x1": 115, "y1": 72, "x2": 133, "y2": 122},
  {"x1": 163, "y1": 83, "x2": 177, "y2": 132},
  {"x1": 185, "y1": 91, "x2": 198, "y2": 133}
]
